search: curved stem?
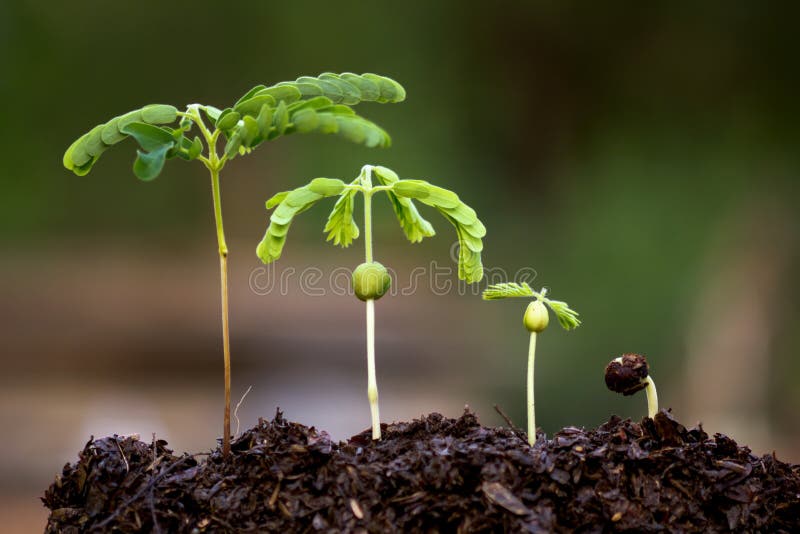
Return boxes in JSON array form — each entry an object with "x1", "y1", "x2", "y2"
[
  {"x1": 527, "y1": 331, "x2": 537, "y2": 445},
  {"x1": 644, "y1": 376, "x2": 658, "y2": 418}
]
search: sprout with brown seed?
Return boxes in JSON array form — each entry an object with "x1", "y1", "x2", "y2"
[{"x1": 604, "y1": 353, "x2": 659, "y2": 418}]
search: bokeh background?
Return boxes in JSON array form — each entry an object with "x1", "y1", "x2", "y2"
[{"x1": 2, "y1": 2, "x2": 799, "y2": 530}]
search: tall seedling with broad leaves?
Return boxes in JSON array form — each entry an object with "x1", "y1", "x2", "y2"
[
  {"x1": 63, "y1": 73, "x2": 406, "y2": 456},
  {"x1": 257, "y1": 165, "x2": 485, "y2": 439}
]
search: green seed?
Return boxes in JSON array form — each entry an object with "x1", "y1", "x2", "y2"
[
  {"x1": 524, "y1": 300, "x2": 550, "y2": 333},
  {"x1": 352, "y1": 262, "x2": 391, "y2": 301}
]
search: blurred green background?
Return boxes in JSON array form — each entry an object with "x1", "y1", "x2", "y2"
[{"x1": 2, "y1": 2, "x2": 799, "y2": 530}]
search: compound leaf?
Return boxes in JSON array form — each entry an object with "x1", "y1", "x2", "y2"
[
  {"x1": 391, "y1": 177, "x2": 485, "y2": 282},
  {"x1": 324, "y1": 188, "x2": 360, "y2": 247},
  {"x1": 63, "y1": 104, "x2": 180, "y2": 176},
  {"x1": 482, "y1": 282, "x2": 536, "y2": 300},
  {"x1": 372, "y1": 166, "x2": 435, "y2": 243},
  {"x1": 546, "y1": 299, "x2": 582, "y2": 330},
  {"x1": 257, "y1": 181, "x2": 343, "y2": 264}
]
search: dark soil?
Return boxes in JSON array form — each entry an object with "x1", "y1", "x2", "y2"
[{"x1": 44, "y1": 409, "x2": 799, "y2": 533}]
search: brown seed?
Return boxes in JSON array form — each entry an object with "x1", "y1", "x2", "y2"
[{"x1": 605, "y1": 353, "x2": 649, "y2": 396}]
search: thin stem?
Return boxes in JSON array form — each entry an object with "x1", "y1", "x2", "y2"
[
  {"x1": 366, "y1": 298, "x2": 380, "y2": 439},
  {"x1": 181, "y1": 105, "x2": 233, "y2": 456},
  {"x1": 209, "y1": 166, "x2": 231, "y2": 456},
  {"x1": 361, "y1": 166, "x2": 380, "y2": 439},
  {"x1": 644, "y1": 376, "x2": 658, "y2": 418},
  {"x1": 527, "y1": 331, "x2": 537, "y2": 445},
  {"x1": 362, "y1": 168, "x2": 374, "y2": 263}
]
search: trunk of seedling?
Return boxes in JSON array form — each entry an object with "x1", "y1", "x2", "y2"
[{"x1": 210, "y1": 165, "x2": 232, "y2": 457}]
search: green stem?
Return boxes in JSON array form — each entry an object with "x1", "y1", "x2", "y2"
[
  {"x1": 366, "y1": 298, "x2": 380, "y2": 439},
  {"x1": 644, "y1": 376, "x2": 658, "y2": 418},
  {"x1": 361, "y1": 166, "x2": 380, "y2": 439},
  {"x1": 209, "y1": 165, "x2": 232, "y2": 457},
  {"x1": 193, "y1": 103, "x2": 232, "y2": 457},
  {"x1": 527, "y1": 331, "x2": 537, "y2": 445},
  {"x1": 362, "y1": 168, "x2": 374, "y2": 264}
]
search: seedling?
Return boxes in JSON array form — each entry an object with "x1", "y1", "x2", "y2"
[
  {"x1": 482, "y1": 283, "x2": 580, "y2": 445},
  {"x1": 62, "y1": 73, "x2": 405, "y2": 455},
  {"x1": 604, "y1": 353, "x2": 659, "y2": 418},
  {"x1": 257, "y1": 164, "x2": 485, "y2": 439}
]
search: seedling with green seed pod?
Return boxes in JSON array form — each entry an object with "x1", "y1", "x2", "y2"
[
  {"x1": 257, "y1": 164, "x2": 486, "y2": 439},
  {"x1": 482, "y1": 283, "x2": 580, "y2": 445},
  {"x1": 604, "y1": 353, "x2": 659, "y2": 418},
  {"x1": 62, "y1": 73, "x2": 405, "y2": 456}
]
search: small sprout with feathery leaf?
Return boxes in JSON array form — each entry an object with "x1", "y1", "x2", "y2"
[{"x1": 482, "y1": 282, "x2": 580, "y2": 445}]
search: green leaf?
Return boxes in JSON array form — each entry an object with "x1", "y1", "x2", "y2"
[
  {"x1": 340, "y1": 72, "x2": 380, "y2": 101},
  {"x1": 362, "y1": 73, "x2": 406, "y2": 103},
  {"x1": 277, "y1": 81, "x2": 322, "y2": 98},
  {"x1": 288, "y1": 96, "x2": 334, "y2": 112},
  {"x1": 330, "y1": 114, "x2": 391, "y2": 147},
  {"x1": 257, "y1": 181, "x2": 345, "y2": 264},
  {"x1": 116, "y1": 110, "x2": 143, "y2": 133},
  {"x1": 269, "y1": 101, "x2": 289, "y2": 139},
  {"x1": 296, "y1": 76, "x2": 343, "y2": 103},
  {"x1": 133, "y1": 144, "x2": 171, "y2": 181},
  {"x1": 216, "y1": 109, "x2": 240, "y2": 131},
  {"x1": 224, "y1": 131, "x2": 242, "y2": 159},
  {"x1": 240, "y1": 115, "x2": 260, "y2": 147},
  {"x1": 254, "y1": 84, "x2": 302, "y2": 105},
  {"x1": 121, "y1": 122, "x2": 175, "y2": 151},
  {"x1": 291, "y1": 108, "x2": 319, "y2": 133},
  {"x1": 318, "y1": 73, "x2": 361, "y2": 105},
  {"x1": 255, "y1": 104, "x2": 273, "y2": 138},
  {"x1": 83, "y1": 125, "x2": 108, "y2": 157},
  {"x1": 234, "y1": 94, "x2": 276, "y2": 117},
  {"x1": 271, "y1": 72, "x2": 405, "y2": 105},
  {"x1": 64, "y1": 133, "x2": 94, "y2": 169},
  {"x1": 392, "y1": 180, "x2": 429, "y2": 199},
  {"x1": 141, "y1": 104, "x2": 178, "y2": 124},
  {"x1": 234, "y1": 84, "x2": 267, "y2": 107},
  {"x1": 372, "y1": 165, "x2": 399, "y2": 183},
  {"x1": 266, "y1": 191, "x2": 289, "y2": 209},
  {"x1": 201, "y1": 105, "x2": 222, "y2": 124},
  {"x1": 101, "y1": 119, "x2": 127, "y2": 145},
  {"x1": 391, "y1": 176, "x2": 485, "y2": 282},
  {"x1": 308, "y1": 177, "x2": 346, "y2": 196},
  {"x1": 63, "y1": 103, "x2": 180, "y2": 176},
  {"x1": 545, "y1": 299, "x2": 582, "y2": 330},
  {"x1": 285, "y1": 187, "x2": 323, "y2": 207},
  {"x1": 482, "y1": 282, "x2": 536, "y2": 300},
  {"x1": 189, "y1": 136, "x2": 203, "y2": 159},
  {"x1": 372, "y1": 166, "x2": 435, "y2": 243},
  {"x1": 324, "y1": 189, "x2": 360, "y2": 247}
]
